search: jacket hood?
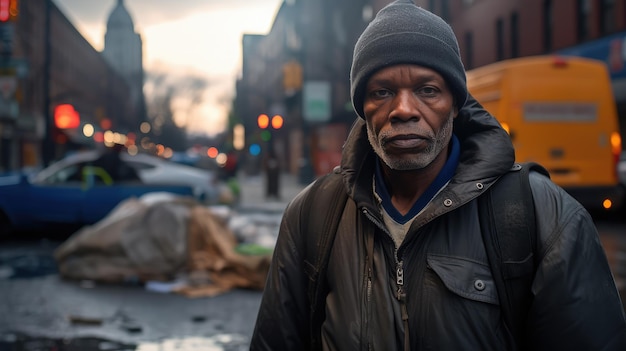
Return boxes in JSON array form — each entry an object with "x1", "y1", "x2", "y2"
[{"x1": 340, "y1": 100, "x2": 515, "y2": 206}]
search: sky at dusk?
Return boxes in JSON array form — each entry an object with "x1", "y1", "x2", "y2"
[{"x1": 52, "y1": 0, "x2": 283, "y2": 136}]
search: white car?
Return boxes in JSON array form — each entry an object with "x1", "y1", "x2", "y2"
[{"x1": 34, "y1": 150, "x2": 233, "y2": 206}]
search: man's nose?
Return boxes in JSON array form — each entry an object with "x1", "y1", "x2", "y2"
[{"x1": 390, "y1": 90, "x2": 420, "y2": 122}]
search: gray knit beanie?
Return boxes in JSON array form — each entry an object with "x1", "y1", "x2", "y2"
[{"x1": 350, "y1": 0, "x2": 467, "y2": 119}]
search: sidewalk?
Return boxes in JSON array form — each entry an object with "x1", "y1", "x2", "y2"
[{"x1": 235, "y1": 171, "x2": 309, "y2": 213}]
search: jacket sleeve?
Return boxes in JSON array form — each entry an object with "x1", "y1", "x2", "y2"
[
  {"x1": 250, "y1": 188, "x2": 312, "y2": 350},
  {"x1": 527, "y1": 171, "x2": 626, "y2": 350}
]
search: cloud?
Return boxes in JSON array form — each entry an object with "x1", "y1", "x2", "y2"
[
  {"x1": 53, "y1": 0, "x2": 282, "y2": 136},
  {"x1": 54, "y1": 0, "x2": 281, "y2": 28}
]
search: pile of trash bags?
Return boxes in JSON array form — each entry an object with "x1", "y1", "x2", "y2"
[{"x1": 54, "y1": 193, "x2": 272, "y2": 297}]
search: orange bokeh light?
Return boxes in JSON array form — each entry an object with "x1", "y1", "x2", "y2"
[
  {"x1": 271, "y1": 115, "x2": 284, "y2": 129},
  {"x1": 207, "y1": 147, "x2": 219, "y2": 158},
  {"x1": 257, "y1": 114, "x2": 269, "y2": 129},
  {"x1": 54, "y1": 104, "x2": 80, "y2": 129}
]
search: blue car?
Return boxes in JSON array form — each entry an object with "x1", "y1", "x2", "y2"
[{"x1": 0, "y1": 152, "x2": 197, "y2": 235}]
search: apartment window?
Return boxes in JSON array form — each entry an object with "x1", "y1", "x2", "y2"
[
  {"x1": 543, "y1": 0, "x2": 553, "y2": 52},
  {"x1": 465, "y1": 31, "x2": 474, "y2": 69},
  {"x1": 496, "y1": 18, "x2": 505, "y2": 60},
  {"x1": 577, "y1": 0, "x2": 591, "y2": 41},
  {"x1": 510, "y1": 12, "x2": 519, "y2": 58},
  {"x1": 600, "y1": 0, "x2": 616, "y2": 34}
]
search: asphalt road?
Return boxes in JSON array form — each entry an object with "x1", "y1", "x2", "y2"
[
  {"x1": 0, "y1": 172, "x2": 307, "y2": 351},
  {"x1": 1, "y1": 173, "x2": 624, "y2": 351}
]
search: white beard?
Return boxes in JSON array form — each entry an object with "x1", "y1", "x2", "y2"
[{"x1": 367, "y1": 109, "x2": 455, "y2": 171}]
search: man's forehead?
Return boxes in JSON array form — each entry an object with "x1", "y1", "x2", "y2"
[{"x1": 367, "y1": 64, "x2": 446, "y2": 83}]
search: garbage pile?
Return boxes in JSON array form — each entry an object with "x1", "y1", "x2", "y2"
[{"x1": 54, "y1": 193, "x2": 274, "y2": 297}]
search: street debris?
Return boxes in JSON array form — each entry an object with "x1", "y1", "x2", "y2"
[{"x1": 53, "y1": 193, "x2": 272, "y2": 298}]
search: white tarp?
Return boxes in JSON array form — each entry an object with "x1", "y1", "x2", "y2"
[{"x1": 54, "y1": 193, "x2": 271, "y2": 297}]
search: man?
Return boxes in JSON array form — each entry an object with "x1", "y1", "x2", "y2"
[
  {"x1": 250, "y1": 0, "x2": 626, "y2": 350},
  {"x1": 92, "y1": 143, "x2": 140, "y2": 182}
]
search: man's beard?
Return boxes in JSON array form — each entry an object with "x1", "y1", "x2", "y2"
[{"x1": 367, "y1": 111, "x2": 454, "y2": 171}]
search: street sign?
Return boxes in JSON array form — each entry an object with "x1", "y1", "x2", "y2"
[{"x1": 303, "y1": 81, "x2": 331, "y2": 122}]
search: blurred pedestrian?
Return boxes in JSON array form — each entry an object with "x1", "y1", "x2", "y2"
[
  {"x1": 92, "y1": 143, "x2": 140, "y2": 183},
  {"x1": 251, "y1": 1, "x2": 626, "y2": 350},
  {"x1": 264, "y1": 147, "x2": 281, "y2": 200}
]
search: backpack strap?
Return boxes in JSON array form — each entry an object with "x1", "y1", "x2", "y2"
[
  {"x1": 478, "y1": 161, "x2": 549, "y2": 350},
  {"x1": 301, "y1": 166, "x2": 349, "y2": 350}
]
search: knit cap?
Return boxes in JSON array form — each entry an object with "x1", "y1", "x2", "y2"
[{"x1": 350, "y1": 0, "x2": 467, "y2": 119}]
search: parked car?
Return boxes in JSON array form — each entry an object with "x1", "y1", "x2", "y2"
[{"x1": 0, "y1": 149, "x2": 232, "y2": 234}]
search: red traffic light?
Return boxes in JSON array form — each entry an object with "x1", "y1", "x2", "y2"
[
  {"x1": 257, "y1": 114, "x2": 269, "y2": 129},
  {"x1": 54, "y1": 104, "x2": 80, "y2": 129},
  {"x1": 0, "y1": 0, "x2": 17, "y2": 22},
  {"x1": 271, "y1": 115, "x2": 283, "y2": 129}
]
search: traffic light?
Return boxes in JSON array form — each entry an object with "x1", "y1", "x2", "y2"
[
  {"x1": 0, "y1": 0, "x2": 18, "y2": 22},
  {"x1": 257, "y1": 114, "x2": 269, "y2": 129},
  {"x1": 54, "y1": 104, "x2": 80, "y2": 129},
  {"x1": 271, "y1": 115, "x2": 283, "y2": 129}
]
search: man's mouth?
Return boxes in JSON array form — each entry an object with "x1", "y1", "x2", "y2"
[{"x1": 384, "y1": 135, "x2": 427, "y2": 149}]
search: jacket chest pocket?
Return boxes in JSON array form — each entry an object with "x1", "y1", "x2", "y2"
[{"x1": 426, "y1": 253, "x2": 499, "y2": 305}]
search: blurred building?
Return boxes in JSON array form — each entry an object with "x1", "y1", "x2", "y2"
[
  {"x1": 412, "y1": 0, "x2": 626, "y2": 134},
  {"x1": 0, "y1": 0, "x2": 135, "y2": 171},
  {"x1": 235, "y1": 0, "x2": 626, "y2": 181},
  {"x1": 235, "y1": 0, "x2": 373, "y2": 180},
  {"x1": 103, "y1": 0, "x2": 147, "y2": 128}
]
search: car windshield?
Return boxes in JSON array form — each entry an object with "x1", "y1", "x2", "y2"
[{"x1": 35, "y1": 162, "x2": 87, "y2": 185}]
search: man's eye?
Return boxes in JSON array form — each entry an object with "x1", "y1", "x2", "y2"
[
  {"x1": 371, "y1": 89, "x2": 391, "y2": 98},
  {"x1": 419, "y1": 86, "x2": 439, "y2": 95}
]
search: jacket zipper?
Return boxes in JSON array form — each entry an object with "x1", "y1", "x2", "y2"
[
  {"x1": 363, "y1": 208, "x2": 410, "y2": 350},
  {"x1": 397, "y1": 260, "x2": 410, "y2": 351},
  {"x1": 361, "y1": 209, "x2": 381, "y2": 351},
  {"x1": 366, "y1": 265, "x2": 373, "y2": 351}
]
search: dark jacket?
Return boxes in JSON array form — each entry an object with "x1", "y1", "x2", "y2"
[{"x1": 251, "y1": 97, "x2": 626, "y2": 350}]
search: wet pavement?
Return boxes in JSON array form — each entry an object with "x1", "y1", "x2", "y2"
[
  {"x1": 1, "y1": 171, "x2": 625, "y2": 350},
  {"x1": 0, "y1": 172, "x2": 308, "y2": 351}
]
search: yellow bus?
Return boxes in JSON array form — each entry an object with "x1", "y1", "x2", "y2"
[{"x1": 466, "y1": 55, "x2": 623, "y2": 212}]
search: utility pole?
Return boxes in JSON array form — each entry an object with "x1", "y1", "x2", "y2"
[{"x1": 41, "y1": 0, "x2": 52, "y2": 166}]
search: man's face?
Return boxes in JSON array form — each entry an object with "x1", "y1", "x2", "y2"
[{"x1": 364, "y1": 64, "x2": 458, "y2": 171}]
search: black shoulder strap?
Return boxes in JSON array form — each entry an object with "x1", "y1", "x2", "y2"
[
  {"x1": 478, "y1": 161, "x2": 549, "y2": 350},
  {"x1": 300, "y1": 167, "x2": 349, "y2": 350}
]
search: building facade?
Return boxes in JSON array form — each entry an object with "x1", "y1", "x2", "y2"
[
  {"x1": 236, "y1": 0, "x2": 626, "y2": 180},
  {"x1": 414, "y1": 0, "x2": 626, "y2": 129},
  {"x1": 0, "y1": 0, "x2": 135, "y2": 171},
  {"x1": 235, "y1": 0, "x2": 373, "y2": 179}
]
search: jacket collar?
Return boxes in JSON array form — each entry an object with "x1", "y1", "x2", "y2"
[{"x1": 340, "y1": 105, "x2": 515, "y2": 209}]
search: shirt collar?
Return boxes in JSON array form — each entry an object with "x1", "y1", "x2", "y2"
[{"x1": 374, "y1": 134, "x2": 460, "y2": 224}]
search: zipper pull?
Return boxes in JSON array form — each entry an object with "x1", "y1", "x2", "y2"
[
  {"x1": 396, "y1": 261, "x2": 410, "y2": 349},
  {"x1": 396, "y1": 262, "x2": 409, "y2": 323},
  {"x1": 396, "y1": 262, "x2": 405, "y2": 300}
]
